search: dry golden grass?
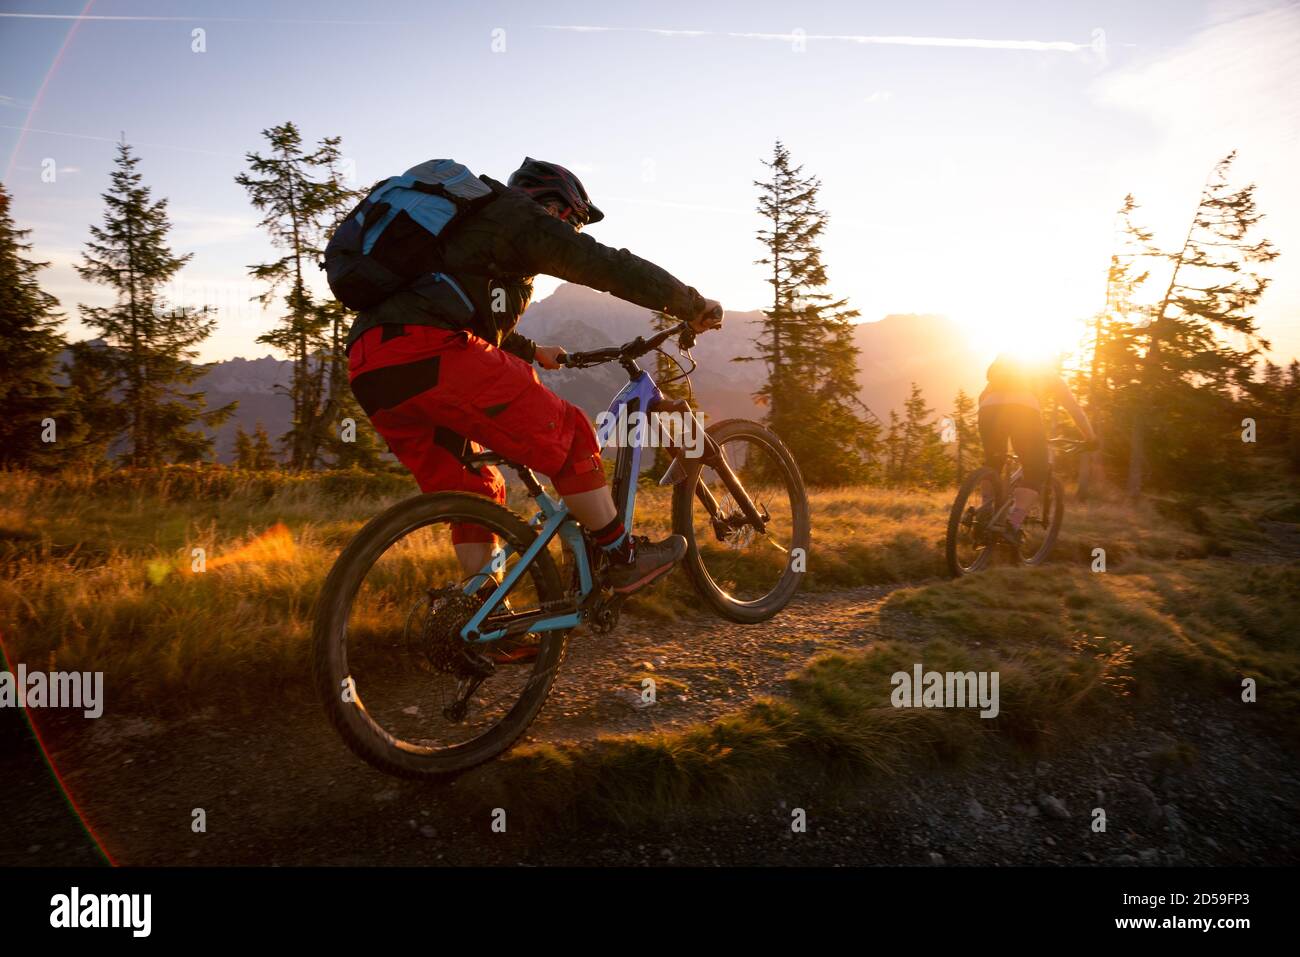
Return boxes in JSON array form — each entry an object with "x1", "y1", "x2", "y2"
[
  {"x1": 0, "y1": 466, "x2": 1266, "y2": 714},
  {"x1": 2, "y1": 465, "x2": 1296, "y2": 826}
]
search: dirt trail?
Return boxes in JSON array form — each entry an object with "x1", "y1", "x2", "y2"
[
  {"x1": 2, "y1": 564, "x2": 1296, "y2": 867},
  {"x1": 2, "y1": 584, "x2": 898, "y2": 864}
]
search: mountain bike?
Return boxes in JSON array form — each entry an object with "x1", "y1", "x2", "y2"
[
  {"x1": 313, "y1": 320, "x2": 810, "y2": 779},
  {"x1": 944, "y1": 436, "x2": 1084, "y2": 577}
]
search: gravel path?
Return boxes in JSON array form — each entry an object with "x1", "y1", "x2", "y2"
[{"x1": 3, "y1": 575, "x2": 1296, "y2": 867}]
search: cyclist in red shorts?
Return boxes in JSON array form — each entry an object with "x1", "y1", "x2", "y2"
[{"x1": 346, "y1": 158, "x2": 722, "y2": 601}]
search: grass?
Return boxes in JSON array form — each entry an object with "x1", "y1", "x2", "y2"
[
  {"x1": 2, "y1": 463, "x2": 1296, "y2": 828},
  {"x1": 485, "y1": 558, "x2": 1298, "y2": 828},
  {"x1": 0, "y1": 462, "x2": 1294, "y2": 821},
  {"x1": 0, "y1": 465, "x2": 1265, "y2": 711}
]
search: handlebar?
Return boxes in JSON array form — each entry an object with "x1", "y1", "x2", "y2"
[
  {"x1": 1048, "y1": 436, "x2": 1098, "y2": 454},
  {"x1": 557, "y1": 305, "x2": 721, "y2": 370}
]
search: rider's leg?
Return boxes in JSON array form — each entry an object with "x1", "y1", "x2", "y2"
[
  {"x1": 543, "y1": 406, "x2": 686, "y2": 592},
  {"x1": 562, "y1": 487, "x2": 617, "y2": 528},
  {"x1": 1007, "y1": 486, "x2": 1040, "y2": 529},
  {"x1": 348, "y1": 326, "x2": 509, "y2": 580},
  {"x1": 454, "y1": 542, "x2": 496, "y2": 579},
  {"x1": 380, "y1": 429, "x2": 505, "y2": 580},
  {"x1": 349, "y1": 325, "x2": 685, "y2": 595},
  {"x1": 1007, "y1": 407, "x2": 1049, "y2": 530},
  {"x1": 976, "y1": 403, "x2": 1008, "y2": 510}
]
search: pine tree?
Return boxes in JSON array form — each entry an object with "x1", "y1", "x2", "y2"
[
  {"x1": 252, "y1": 424, "x2": 277, "y2": 470},
  {"x1": 317, "y1": 152, "x2": 364, "y2": 453},
  {"x1": 740, "y1": 141, "x2": 874, "y2": 484},
  {"x1": 236, "y1": 123, "x2": 356, "y2": 469},
  {"x1": 897, "y1": 382, "x2": 951, "y2": 487},
  {"x1": 59, "y1": 341, "x2": 125, "y2": 467},
  {"x1": 76, "y1": 142, "x2": 234, "y2": 466},
  {"x1": 1127, "y1": 152, "x2": 1280, "y2": 496},
  {"x1": 1239, "y1": 356, "x2": 1300, "y2": 463},
  {"x1": 884, "y1": 411, "x2": 902, "y2": 483},
  {"x1": 234, "y1": 426, "x2": 256, "y2": 469},
  {"x1": 1079, "y1": 195, "x2": 1152, "y2": 499},
  {"x1": 1287, "y1": 359, "x2": 1300, "y2": 473},
  {"x1": 950, "y1": 389, "x2": 979, "y2": 483},
  {"x1": 322, "y1": 386, "x2": 388, "y2": 470},
  {"x1": 0, "y1": 184, "x2": 64, "y2": 468}
]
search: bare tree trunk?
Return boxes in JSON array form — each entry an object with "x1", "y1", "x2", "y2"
[
  {"x1": 1126, "y1": 414, "x2": 1144, "y2": 499},
  {"x1": 1078, "y1": 313, "x2": 1104, "y2": 501}
]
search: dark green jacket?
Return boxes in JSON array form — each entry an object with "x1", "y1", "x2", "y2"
[{"x1": 345, "y1": 176, "x2": 705, "y2": 360}]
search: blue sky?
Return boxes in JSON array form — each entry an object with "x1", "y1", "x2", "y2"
[{"x1": 2, "y1": 0, "x2": 1297, "y2": 364}]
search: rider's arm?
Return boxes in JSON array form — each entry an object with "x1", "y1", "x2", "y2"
[
  {"x1": 1050, "y1": 375, "x2": 1097, "y2": 441},
  {"x1": 501, "y1": 331, "x2": 537, "y2": 363},
  {"x1": 505, "y1": 205, "x2": 706, "y2": 321}
]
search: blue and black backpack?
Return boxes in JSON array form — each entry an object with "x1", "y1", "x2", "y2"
[{"x1": 323, "y1": 159, "x2": 498, "y2": 311}]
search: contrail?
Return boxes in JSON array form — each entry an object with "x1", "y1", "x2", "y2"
[
  {"x1": 0, "y1": 13, "x2": 410, "y2": 26},
  {"x1": 2, "y1": 13, "x2": 1094, "y2": 49},
  {"x1": 0, "y1": 123, "x2": 239, "y2": 159},
  {"x1": 542, "y1": 24, "x2": 1097, "y2": 53}
]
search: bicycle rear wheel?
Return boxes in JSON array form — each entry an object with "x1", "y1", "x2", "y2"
[
  {"x1": 946, "y1": 467, "x2": 999, "y2": 577},
  {"x1": 673, "y1": 418, "x2": 810, "y2": 623},
  {"x1": 1019, "y1": 475, "x2": 1065, "y2": 566},
  {"x1": 313, "y1": 492, "x2": 568, "y2": 780}
]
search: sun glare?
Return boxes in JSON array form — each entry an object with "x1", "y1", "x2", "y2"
[{"x1": 957, "y1": 305, "x2": 1085, "y2": 368}]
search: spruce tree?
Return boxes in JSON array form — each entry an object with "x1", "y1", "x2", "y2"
[
  {"x1": 950, "y1": 389, "x2": 979, "y2": 483},
  {"x1": 741, "y1": 141, "x2": 874, "y2": 484},
  {"x1": 1079, "y1": 195, "x2": 1151, "y2": 499},
  {"x1": 236, "y1": 123, "x2": 356, "y2": 469},
  {"x1": 898, "y1": 382, "x2": 951, "y2": 487},
  {"x1": 252, "y1": 424, "x2": 277, "y2": 470},
  {"x1": 884, "y1": 411, "x2": 902, "y2": 483},
  {"x1": 59, "y1": 341, "x2": 125, "y2": 466},
  {"x1": 1127, "y1": 152, "x2": 1279, "y2": 496},
  {"x1": 77, "y1": 142, "x2": 234, "y2": 466},
  {"x1": 234, "y1": 426, "x2": 256, "y2": 469},
  {"x1": 0, "y1": 184, "x2": 64, "y2": 468},
  {"x1": 323, "y1": 386, "x2": 388, "y2": 470}
]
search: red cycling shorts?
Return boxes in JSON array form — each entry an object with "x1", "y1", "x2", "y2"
[{"x1": 347, "y1": 324, "x2": 605, "y2": 544}]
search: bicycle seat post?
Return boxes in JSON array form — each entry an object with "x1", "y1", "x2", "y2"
[
  {"x1": 462, "y1": 447, "x2": 546, "y2": 498},
  {"x1": 512, "y1": 465, "x2": 545, "y2": 498}
]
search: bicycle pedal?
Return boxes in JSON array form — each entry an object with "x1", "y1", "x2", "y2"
[{"x1": 589, "y1": 591, "x2": 624, "y2": 635}]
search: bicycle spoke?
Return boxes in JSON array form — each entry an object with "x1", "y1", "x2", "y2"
[
  {"x1": 341, "y1": 520, "x2": 555, "y2": 752},
  {"x1": 690, "y1": 432, "x2": 799, "y2": 605}
]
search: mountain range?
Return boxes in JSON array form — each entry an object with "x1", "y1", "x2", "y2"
[{"x1": 72, "y1": 284, "x2": 988, "y2": 463}]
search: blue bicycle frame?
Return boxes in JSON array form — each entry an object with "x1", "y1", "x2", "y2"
[{"x1": 455, "y1": 368, "x2": 667, "y2": 644}]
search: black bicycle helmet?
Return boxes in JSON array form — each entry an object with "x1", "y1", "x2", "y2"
[{"x1": 507, "y1": 157, "x2": 604, "y2": 226}]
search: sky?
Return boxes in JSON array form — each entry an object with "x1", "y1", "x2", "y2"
[{"x1": 2, "y1": 0, "x2": 1297, "y2": 365}]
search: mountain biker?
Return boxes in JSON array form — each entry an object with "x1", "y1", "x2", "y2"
[
  {"x1": 977, "y1": 352, "x2": 1099, "y2": 542},
  {"x1": 345, "y1": 158, "x2": 723, "y2": 608}
]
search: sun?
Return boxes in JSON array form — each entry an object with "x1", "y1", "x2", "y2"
[{"x1": 958, "y1": 304, "x2": 1086, "y2": 367}]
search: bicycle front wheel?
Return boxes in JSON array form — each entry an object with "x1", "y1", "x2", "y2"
[
  {"x1": 1019, "y1": 475, "x2": 1065, "y2": 566},
  {"x1": 312, "y1": 492, "x2": 568, "y2": 780},
  {"x1": 946, "y1": 467, "x2": 999, "y2": 578},
  {"x1": 673, "y1": 418, "x2": 810, "y2": 623}
]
